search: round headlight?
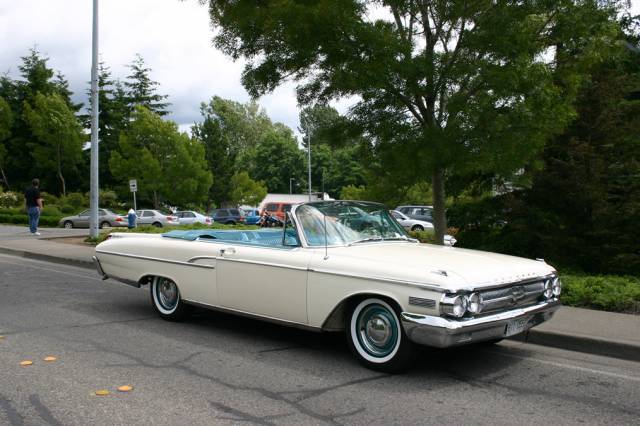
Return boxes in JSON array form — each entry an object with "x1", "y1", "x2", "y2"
[
  {"x1": 452, "y1": 295, "x2": 468, "y2": 318},
  {"x1": 543, "y1": 280, "x2": 553, "y2": 299},
  {"x1": 552, "y1": 277, "x2": 562, "y2": 297},
  {"x1": 468, "y1": 292, "x2": 483, "y2": 314}
]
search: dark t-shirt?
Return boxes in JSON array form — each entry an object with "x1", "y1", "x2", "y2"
[{"x1": 25, "y1": 187, "x2": 41, "y2": 208}]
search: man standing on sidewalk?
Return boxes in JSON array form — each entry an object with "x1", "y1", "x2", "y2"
[{"x1": 24, "y1": 178, "x2": 43, "y2": 236}]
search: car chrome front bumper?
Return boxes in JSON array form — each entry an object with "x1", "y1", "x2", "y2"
[{"x1": 401, "y1": 300, "x2": 561, "y2": 348}]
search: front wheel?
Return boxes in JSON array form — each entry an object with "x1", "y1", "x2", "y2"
[
  {"x1": 346, "y1": 298, "x2": 415, "y2": 373},
  {"x1": 63, "y1": 221, "x2": 73, "y2": 229},
  {"x1": 150, "y1": 276, "x2": 190, "y2": 321},
  {"x1": 411, "y1": 225, "x2": 424, "y2": 232}
]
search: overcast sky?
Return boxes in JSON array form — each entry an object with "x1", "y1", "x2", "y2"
[{"x1": 1, "y1": 0, "x2": 639, "y2": 137}]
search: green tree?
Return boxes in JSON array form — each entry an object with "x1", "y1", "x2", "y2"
[
  {"x1": 110, "y1": 106, "x2": 212, "y2": 208},
  {"x1": 0, "y1": 49, "x2": 83, "y2": 192},
  {"x1": 192, "y1": 96, "x2": 273, "y2": 208},
  {"x1": 23, "y1": 92, "x2": 84, "y2": 196},
  {"x1": 208, "y1": 0, "x2": 619, "y2": 243},
  {"x1": 125, "y1": 54, "x2": 170, "y2": 116},
  {"x1": 0, "y1": 96, "x2": 12, "y2": 189},
  {"x1": 248, "y1": 128, "x2": 306, "y2": 193},
  {"x1": 229, "y1": 171, "x2": 267, "y2": 206}
]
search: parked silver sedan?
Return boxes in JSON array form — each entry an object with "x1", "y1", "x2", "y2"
[
  {"x1": 136, "y1": 210, "x2": 179, "y2": 227},
  {"x1": 389, "y1": 210, "x2": 434, "y2": 232},
  {"x1": 174, "y1": 211, "x2": 212, "y2": 225},
  {"x1": 59, "y1": 209, "x2": 127, "y2": 229}
]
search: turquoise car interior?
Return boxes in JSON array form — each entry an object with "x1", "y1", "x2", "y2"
[{"x1": 162, "y1": 229, "x2": 300, "y2": 247}]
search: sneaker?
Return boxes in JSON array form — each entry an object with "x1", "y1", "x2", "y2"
[{"x1": 32, "y1": 232, "x2": 41, "y2": 236}]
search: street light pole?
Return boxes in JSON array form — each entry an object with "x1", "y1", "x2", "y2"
[
  {"x1": 289, "y1": 178, "x2": 295, "y2": 195},
  {"x1": 89, "y1": 0, "x2": 100, "y2": 238},
  {"x1": 307, "y1": 134, "x2": 312, "y2": 201}
]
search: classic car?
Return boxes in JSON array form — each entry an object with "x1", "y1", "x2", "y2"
[{"x1": 93, "y1": 200, "x2": 561, "y2": 372}]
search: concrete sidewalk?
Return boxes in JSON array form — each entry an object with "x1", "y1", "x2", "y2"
[{"x1": 1, "y1": 225, "x2": 638, "y2": 362}]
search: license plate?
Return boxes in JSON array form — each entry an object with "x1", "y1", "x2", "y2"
[{"x1": 505, "y1": 316, "x2": 533, "y2": 337}]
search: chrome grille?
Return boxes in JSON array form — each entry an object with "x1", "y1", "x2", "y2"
[{"x1": 479, "y1": 280, "x2": 545, "y2": 314}]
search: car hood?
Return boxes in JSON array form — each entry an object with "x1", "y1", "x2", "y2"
[{"x1": 319, "y1": 242, "x2": 555, "y2": 291}]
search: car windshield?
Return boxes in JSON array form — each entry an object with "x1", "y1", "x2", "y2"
[{"x1": 295, "y1": 201, "x2": 409, "y2": 246}]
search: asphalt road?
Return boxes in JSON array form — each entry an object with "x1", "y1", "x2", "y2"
[{"x1": 1, "y1": 253, "x2": 639, "y2": 425}]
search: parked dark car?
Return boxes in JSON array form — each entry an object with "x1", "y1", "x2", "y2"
[
  {"x1": 243, "y1": 208, "x2": 261, "y2": 225},
  {"x1": 212, "y1": 208, "x2": 245, "y2": 225}
]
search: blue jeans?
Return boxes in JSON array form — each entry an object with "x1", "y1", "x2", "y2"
[{"x1": 28, "y1": 206, "x2": 40, "y2": 233}]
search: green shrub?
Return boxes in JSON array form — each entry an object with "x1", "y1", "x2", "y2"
[
  {"x1": 0, "y1": 213, "x2": 61, "y2": 227},
  {"x1": 60, "y1": 204, "x2": 76, "y2": 214},
  {"x1": 0, "y1": 191, "x2": 22, "y2": 208},
  {"x1": 561, "y1": 274, "x2": 640, "y2": 313},
  {"x1": 61, "y1": 192, "x2": 87, "y2": 209},
  {"x1": 98, "y1": 190, "x2": 119, "y2": 208},
  {"x1": 42, "y1": 206, "x2": 62, "y2": 216},
  {"x1": 40, "y1": 192, "x2": 59, "y2": 206}
]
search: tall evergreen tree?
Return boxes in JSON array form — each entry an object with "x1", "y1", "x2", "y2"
[
  {"x1": 0, "y1": 96, "x2": 12, "y2": 189},
  {"x1": 124, "y1": 54, "x2": 170, "y2": 116}
]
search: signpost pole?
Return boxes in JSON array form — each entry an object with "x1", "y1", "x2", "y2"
[
  {"x1": 88, "y1": 0, "x2": 100, "y2": 238},
  {"x1": 129, "y1": 179, "x2": 137, "y2": 211}
]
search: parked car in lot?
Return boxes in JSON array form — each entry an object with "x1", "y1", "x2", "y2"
[
  {"x1": 59, "y1": 209, "x2": 126, "y2": 229},
  {"x1": 262, "y1": 202, "x2": 293, "y2": 221},
  {"x1": 94, "y1": 200, "x2": 561, "y2": 372},
  {"x1": 212, "y1": 208, "x2": 245, "y2": 225},
  {"x1": 175, "y1": 211, "x2": 212, "y2": 225},
  {"x1": 395, "y1": 205, "x2": 433, "y2": 223},
  {"x1": 243, "y1": 208, "x2": 261, "y2": 225},
  {"x1": 389, "y1": 210, "x2": 434, "y2": 232},
  {"x1": 136, "y1": 210, "x2": 179, "y2": 227}
]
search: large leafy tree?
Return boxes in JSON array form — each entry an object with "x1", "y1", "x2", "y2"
[
  {"x1": 192, "y1": 96, "x2": 274, "y2": 208},
  {"x1": 207, "y1": 0, "x2": 619, "y2": 243},
  {"x1": 229, "y1": 171, "x2": 268, "y2": 206},
  {"x1": 125, "y1": 54, "x2": 170, "y2": 116},
  {"x1": 23, "y1": 92, "x2": 84, "y2": 196},
  {"x1": 0, "y1": 49, "x2": 83, "y2": 192},
  {"x1": 110, "y1": 106, "x2": 212, "y2": 208}
]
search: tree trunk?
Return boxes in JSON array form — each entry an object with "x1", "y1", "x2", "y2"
[
  {"x1": 153, "y1": 190, "x2": 159, "y2": 209},
  {"x1": 431, "y1": 167, "x2": 447, "y2": 245},
  {"x1": 57, "y1": 145, "x2": 66, "y2": 196},
  {"x1": 0, "y1": 163, "x2": 9, "y2": 190}
]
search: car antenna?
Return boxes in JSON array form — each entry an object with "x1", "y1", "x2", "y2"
[{"x1": 323, "y1": 214, "x2": 329, "y2": 260}]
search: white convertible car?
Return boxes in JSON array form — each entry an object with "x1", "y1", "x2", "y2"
[{"x1": 94, "y1": 201, "x2": 561, "y2": 372}]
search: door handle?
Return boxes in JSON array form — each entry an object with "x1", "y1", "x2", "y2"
[{"x1": 220, "y1": 247, "x2": 236, "y2": 256}]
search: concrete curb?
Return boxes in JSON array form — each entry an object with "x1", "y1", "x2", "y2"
[
  {"x1": 509, "y1": 329, "x2": 640, "y2": 363},
  {"x1": 0, "y1": 246, "x2": 94, "y2": 270}
]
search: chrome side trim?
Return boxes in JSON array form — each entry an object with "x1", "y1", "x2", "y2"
[
  {"x1": 216, "y1": 256, "x2": 308, "y2": 271},
  {"x1": 182, "y1": 299, "x2": 321, "y2": 332},
  {"x1": 92, "y1": 255, "x2": 107, "y2": 279},
  {"x1": 187, "y1": 255, "x2": 219, "y2": 263},
  {"x1": 308, "y1": 267, "x2": 446, "y2": 291},
  {"x1": 95, "y1": 250, "x2": 215, "y2": 269}
]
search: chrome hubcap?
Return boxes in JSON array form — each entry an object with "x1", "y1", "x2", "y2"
[
  {"x1": 357, "y1": 304, "x2": 398, "y2": 358},
  {"x1": 157, "y1": 278, "x2": 178, "y2": 310}
]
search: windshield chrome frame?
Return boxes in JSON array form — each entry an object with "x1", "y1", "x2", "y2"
[{"x1": 291, "y1": 201, "x2": 416, "y2": 249}]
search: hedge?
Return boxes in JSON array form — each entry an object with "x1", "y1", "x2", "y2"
[{"x1": 0, "y1": 213, "x2": 62, "y2": 227}]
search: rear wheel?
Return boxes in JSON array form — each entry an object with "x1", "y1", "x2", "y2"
[
  {"x1": 225, "y1": 220, "x2": 236, "y2": 225},
  {"x1": 152, "y1": 222, "x2": 162, "y2": 228},
  {"x1": 63, "y1": 221, "x2": 73, "y2": 229},
  {"x1": 150, "y1": 276, "x2": 190, "y2": 321},
  {"x1": 99, "y1": 221, "x2": 109, "y2": 229},
  {"x1": 346, "y1": 298, "x2": 415, "y2": 373}
]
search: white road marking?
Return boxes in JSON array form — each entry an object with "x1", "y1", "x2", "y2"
[{"x1": 486, "y1": 348, "x2": 640, "y2": 383}]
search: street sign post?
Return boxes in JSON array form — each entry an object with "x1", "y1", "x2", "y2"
[{"x1": 129, "y1": 179, "x2": 137, "y2": 211}]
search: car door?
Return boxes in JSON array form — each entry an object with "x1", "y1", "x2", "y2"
[
  {"x1": 76, "y1": 209, "x2": 90, "y2": 227},
  {"x1": 181, "y1": 211, "x2": 196, "y2": 225},
  {"x1": 216, "y1": 229, "x2": 311, "y2": 324}
]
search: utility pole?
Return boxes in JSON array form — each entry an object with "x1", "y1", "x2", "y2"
[
  {"x1": 289, "y1": 178, "x2": 295, "y2": 195},
  {"x1": 88, "y1": 0, "x2": 100, "y2": 238},
  {"x1": 307, "y1": 134, "x2": 312, "y2": 201}
]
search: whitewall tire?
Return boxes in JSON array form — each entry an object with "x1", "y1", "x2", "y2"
[
  {"x1": 346, "y1": 298, "x2": 415, "y2": 373},
  {"x1": 150, "y1": 276, "x2": 190, "y2": 321}
]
